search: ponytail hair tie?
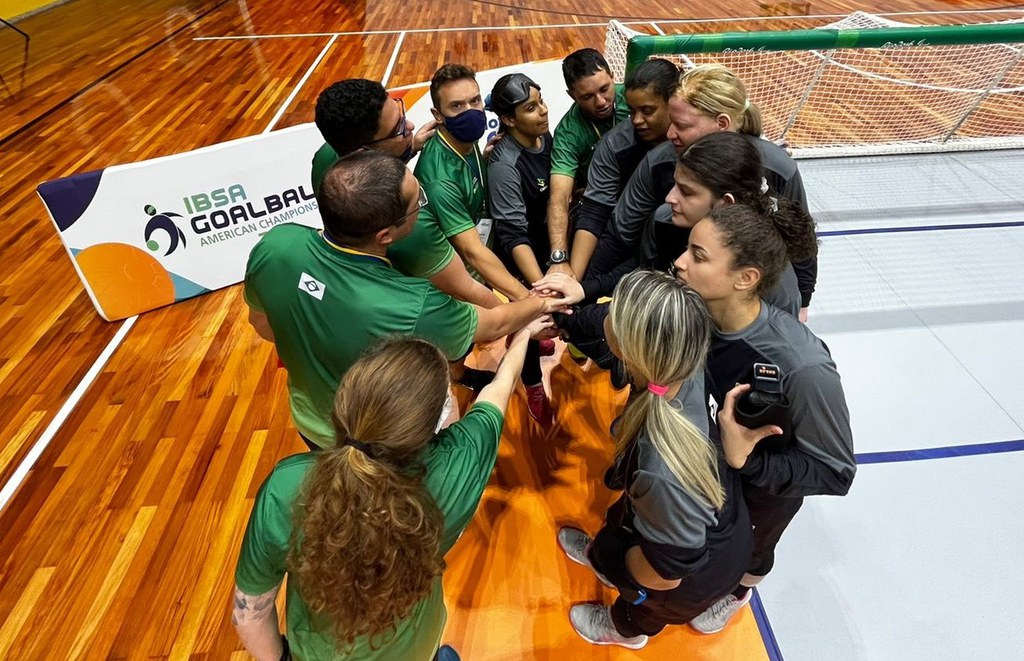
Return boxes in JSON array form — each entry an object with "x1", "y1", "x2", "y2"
[
  {"x1": 343, "y1": 438, "x2": 375, "y2": 457},
  {"x1": 760, "y1": 177, "x2": 769, "y2": 195},
  {"x1": 647, "y1": 383, "x2": 670, "y2": 397},
  {"x1": 743, "y1": 99, "x2": 751, "y2": 112}
]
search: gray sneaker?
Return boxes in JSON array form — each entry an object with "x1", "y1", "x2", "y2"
[
  {"x1": 556, "y1": 527, "x2": 614, "y2": 588},
  {"x1": 569, "y1": 603, "x2": 648, "y2": 650},
  {"x1": 688, "y1": 589, "x2": 753, "y2": 634}
]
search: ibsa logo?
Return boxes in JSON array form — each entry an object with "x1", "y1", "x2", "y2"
[{"x1": 144, "y1": 205, "x2": 187, "y2": 255}]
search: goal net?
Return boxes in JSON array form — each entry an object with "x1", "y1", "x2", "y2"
[{"x1": 605, "y1": 12, "x2": 1024, "y2": 157}]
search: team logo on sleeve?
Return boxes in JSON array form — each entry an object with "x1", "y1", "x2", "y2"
[
  {"x1": 298, "y1": 272, "x2": 326, "y2": 300},
  {"x1": 537, "y1": 178, "x2": 548, "y2": 191}
]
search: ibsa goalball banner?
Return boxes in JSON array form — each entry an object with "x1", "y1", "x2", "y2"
[{"x1": 38, "y1": 60, "x2": 568, "y2": 321}]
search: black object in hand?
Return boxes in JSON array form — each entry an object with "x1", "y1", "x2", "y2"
[{"x1": 734, "y1": 363, "x2": 790, "y2": 434}]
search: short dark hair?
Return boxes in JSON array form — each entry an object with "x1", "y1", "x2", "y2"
[
  {"x1": 625, "y1": 58, "x2": 679, "y2": 102},
  {"x1": 316, "y1": 151, "x2": 407, "y2": 243},
  {"x1": 562, "y1": 48, "x2": 611, "y2": 90},
  {"x1": 315, "y1": 79, "x2": 389, "y2": 156},
  {"x1": 429, "y1": 64, "x2": 477, "y2": 110}
]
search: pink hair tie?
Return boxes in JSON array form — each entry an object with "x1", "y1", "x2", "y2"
[{"x1": 647, "y1": 383, "x2": 670, "y2": 397}]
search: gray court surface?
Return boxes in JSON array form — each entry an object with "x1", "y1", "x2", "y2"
[{"x1": 758, "y1": 149, "x2": 1024, "y2": 660}]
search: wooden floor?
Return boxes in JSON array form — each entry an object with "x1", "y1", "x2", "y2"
[{"x1": 0, "y1": 0, "x2": 1013, "y2": 658}]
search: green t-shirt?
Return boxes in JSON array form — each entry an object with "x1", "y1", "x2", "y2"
[
  {"x1": 550, "y1": 83, "x2": 629, "y2": 185},
  {"x1": 235, "y1": 402, "x2": 505, "y2": 660},
  {"x1": 311, "y1": 143, "x2": 455, "y2": 279},
  {"x1": 411, "y1": 133, "x2": 487, "y2": 241},
  {"x1": 244, "y1": 224, "x2": 478, "y2": 447}
]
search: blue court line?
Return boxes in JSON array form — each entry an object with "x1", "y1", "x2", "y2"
[
  {"x1": 855, "y1": 438, "x2": 1024, "y2": 464},
  {"x1": 751, "y1": 588, "x2": 785, "y2": 661},
  {"x1": 818, "y1": 220, "x2": 1024, "y2": 237}
]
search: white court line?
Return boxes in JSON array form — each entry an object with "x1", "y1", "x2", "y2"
[
  {"x1": 0, "y1": 316, "x2": 137, "y2": 513},
  {"x1": 649, "y1": 22, "x2": 665, "y2": 35},
  {"x1": 0, "y1": 36, "x2": 340, "y2": 516},
  {"x1": 264, "y1": 34, "x2": 338, "y2": 133},
  {"x1": 381, "y1": 31, "x2": 407, "y2": 89},
  {"x1": 191, "y1": 8, "x2": 1024, "y2": 41}
]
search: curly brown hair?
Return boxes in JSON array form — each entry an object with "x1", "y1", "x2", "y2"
[{"x1": 287, "y1": 338, "x2": 450, "y2": 650}]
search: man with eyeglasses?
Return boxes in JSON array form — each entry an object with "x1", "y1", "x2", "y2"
[
  {"x1": 311, "y1": 79, "x2": 498, "y2": 312},
  {"x1": 246, "y1": 151, "x2": 571, "y2": 451}
]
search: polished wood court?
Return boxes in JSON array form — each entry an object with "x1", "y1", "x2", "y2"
[{"x1": 0, "y1": 0, "x2": 1012, "y2": 657}]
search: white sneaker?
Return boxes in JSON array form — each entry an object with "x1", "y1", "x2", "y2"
[
  {"x1": 688, "y1": 589, "x2": 753, "y2": 634},
  {"x1": 556, "y1": 527, "x2": 614, "y2": 588},
  {"x1": 569, "y1": 603, "x2": 648, "y2": 650}
]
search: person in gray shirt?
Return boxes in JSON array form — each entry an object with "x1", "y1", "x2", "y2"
[
  {"x1": 570, "y1": 58, "x2": 678, "y2": 277},
  {"x1": 486, "y1": 72, "x2": 557, "y2": 426},
  {"x1": 554, "y1": 270, "x2": 769, "y2": 649},
  {"x1": 670, "y1": 202, "x2": 855, "y2": 634},
  {"x1": 537, "y1": 132, "x2": 802, "y2": 382},
  {"x1": 587, "y1": 64, "x2": 817, "y2": 319}
]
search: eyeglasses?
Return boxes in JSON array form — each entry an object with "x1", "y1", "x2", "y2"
[
  {"x1": 489, "y1": 73, "x2": 538, "y2": 114},
  {"x1": 393, "y1": 186, "x2": 428, "y2": 224},
  {"x1": 366, "y1": 97, "x2": 409, "y2": 145}
]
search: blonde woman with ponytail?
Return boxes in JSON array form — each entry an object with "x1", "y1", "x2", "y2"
[
  {"x1": 232, "y1": 322, "x2": 548, "y2": 660},
  {"x1": 556, "y1": 269, "x2": 763, "y2": 650}
]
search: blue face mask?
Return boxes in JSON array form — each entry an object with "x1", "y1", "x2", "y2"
[{"x1": 442, "y1": 108, "x2": 486, "y2": 143}]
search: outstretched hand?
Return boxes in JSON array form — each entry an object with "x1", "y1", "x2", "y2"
[
  {"x1": 525, "y1": 314, "x2": 558, "y2": 339},
  {"x1": 718, "y1": 383, "x2": 783, "y2": 469},
  {"x1": 532, "y1": 272, "x2": 584, "y2": 306}
]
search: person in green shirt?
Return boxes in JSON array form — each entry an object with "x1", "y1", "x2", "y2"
[
  {"x1": 311, "y1": 79, "x2": 496, "y2": 309},
  {"x1": 245, "y1": 151, "x2": 571, "y2": 449},
  {"x1": 406, "y1": 64, "x2": 530, "y2": 304},
  {"x1": 233, "y1": 325, "x2": 547, "y2": 660},
  {"x1": 545, "y1": 48, "x2": 629, "y2": 279}
]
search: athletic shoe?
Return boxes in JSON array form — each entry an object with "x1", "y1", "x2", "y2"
[
  {"x1": 688, "y1": 589, "x2": 753, "y2": 634},
  {"x1": 538, "y1": 338, "x2": 556, "y2": 356},
  {"x1": 569, "y1": 603, "x2": 648, "y2": 650},
  {"x1": 456, "y1": 367, "x2": 495, "y2": 391},
  {"x1": 556, "y1": 527, "x2": 614, "y2": 588},
  {"x1": 525, "y1": 382, "x2": 553, "y2": 427}
]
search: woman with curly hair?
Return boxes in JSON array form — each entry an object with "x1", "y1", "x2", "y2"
[{"x1": 232, "y1": 324, "x2": 545, "y2": 659}]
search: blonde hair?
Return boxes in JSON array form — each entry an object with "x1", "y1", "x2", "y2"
[
  {"x1": 288, "y1": 338, "x2": 450, "y2": 650},
  {"x1": 677, "y1": 64, "x2": 763, "y2": 137},
  {"x1": 609, "y1": 270, "x2": 725, "y2": 510}
]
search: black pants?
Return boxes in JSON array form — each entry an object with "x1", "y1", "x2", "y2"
[
  {"x1": 521, "y1": 339, "x2": 543, "y2": 386},
  {"x1": 587, "y1": 495, "x2": 752, "y2": 638},
  {"x1": 743, "y1": 481, "x2": 804, "y2": 577}
]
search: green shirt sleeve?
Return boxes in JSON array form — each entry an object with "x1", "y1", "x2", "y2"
[
  {"x1": 423, "y1": 177, "x2": 477, "y2": 238},
  {"x1": 387, "y1": 215, "x2": 456, "y2": 278},
  {"x1": 311, "y1": 142, "x2": 339, "y2": 193},
  {"x1": 550, "y1": 107, "x2": 592, "y2": 179},
  {"x1": 235, "y1": 469, "x2": 294, "y2": 595},
  {"x1": 412, "y1": 288, "x2": 478, "y2": 360},
  {"x1": 425, "y1": 402, "x2": 505, "y2": 553}
]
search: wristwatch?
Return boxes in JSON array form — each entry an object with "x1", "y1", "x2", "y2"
[{"x1": 548, "y1": 249, "x2": 568, "y2": 265}]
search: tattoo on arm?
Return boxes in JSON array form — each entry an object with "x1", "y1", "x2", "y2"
[{"x1": 232, "y1": 586, "x2": 280, "y2": 625}]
